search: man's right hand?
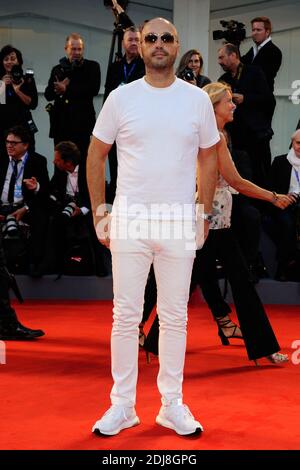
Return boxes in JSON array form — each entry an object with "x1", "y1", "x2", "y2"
[
  {"x1": 54, "y1": 77, "x2": 70, "y2": 95},
  {"x1": 94, "y1": 212, "x2": 111, "y2": 249}
]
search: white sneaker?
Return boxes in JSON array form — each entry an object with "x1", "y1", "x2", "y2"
[
  {"x1": 92, "y1": 405, "x2": 140, "y2": 436},
  {"x1": 156, "y1": 402, "x2": 203, "y2": 436}
]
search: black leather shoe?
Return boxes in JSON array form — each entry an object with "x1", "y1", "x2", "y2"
[
  {"x1": 16, "y1": 322, "x2": 45, "y2": 338},
  {"x1": 0, "y1": 322, "x2": 45, "y2": 340}
]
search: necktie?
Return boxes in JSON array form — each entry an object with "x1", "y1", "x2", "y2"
[{"x1": 7, "y1": 160, "x2": 20, "y2": 204}]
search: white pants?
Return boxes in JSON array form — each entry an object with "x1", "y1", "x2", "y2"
[{"x1": 109, "y1": 218, "x2": 195, "y2": 407}]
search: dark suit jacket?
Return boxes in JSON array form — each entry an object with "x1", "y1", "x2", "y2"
[
  {"x1": 103, "y1": 55, "x2": 145, "y2": 102},
  {"x1": 44, "y1": 58, "x2": 100, "y2": 139},
  {"x1": 49, "y1": 165, "x2": 90, "y2": 209},
  {"x1": 242, "y1": 41, "x2": 282, "y2": 93},
  {"x1": 0, "y1": 152, "x2": 49, "y2": 208},
  {"x1": 270, "y1": 154, "x2": 292, "y2": 194},
  {"x1": 219, "y1": 63, "x2": 274, "y2": 147}
]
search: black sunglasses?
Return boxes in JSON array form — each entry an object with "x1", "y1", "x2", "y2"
[{"x1": 143, "y1": 33, "x2": 176, "y2": 44}]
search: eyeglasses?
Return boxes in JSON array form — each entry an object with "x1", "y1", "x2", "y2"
[
  {"x1": 143, "y1": 33, "x2": 177, "y2": 44},
  {"x1": 5, "y1": 140, "x2": 23, "y2": 146}
]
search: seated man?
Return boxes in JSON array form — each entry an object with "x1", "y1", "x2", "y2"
[
  {"x1": 0, "y1": 125, "x2": 49, "y2": 275},
  {"x1": 0, "y1": 230, "x2": 44, "y2": 340},
  {"x1": 42, "y1": 140, "x2": 100, "y2": 274},
  {"x1": 264, "y1": 129, "x2": 300, "y2": 280}
]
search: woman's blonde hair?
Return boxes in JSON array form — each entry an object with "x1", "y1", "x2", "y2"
[{"x1": 202, "y1": 82, "x2": 232, "y2": 106}]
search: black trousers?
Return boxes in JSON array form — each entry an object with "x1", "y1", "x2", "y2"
[
  {"x1": 193, "y1": 228, "x2": 279, "y2": 360},
  {"x1": 142, "y1": 229, "x2": 280, "y2": 361},
  {"x1": 0, "y1": 234, "x2": 17, "y2": 322}
]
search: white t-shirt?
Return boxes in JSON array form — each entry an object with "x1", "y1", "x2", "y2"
[{"x1": 93, "y1": 77, "x2": 219, "y2": 219}]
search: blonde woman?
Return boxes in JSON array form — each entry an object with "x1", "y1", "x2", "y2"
[{"x1": 143, "y1": 82, "x2": 292, "y2": 365}]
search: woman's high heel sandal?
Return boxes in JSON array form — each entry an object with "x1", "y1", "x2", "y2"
[
  {"x1": 216, "y1": 315, "x2": 243, "y2": 346},
  {"x1": 254, "y1": 352, "x2": 289, "y2": 366}
]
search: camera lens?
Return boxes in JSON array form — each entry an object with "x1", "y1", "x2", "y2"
[
  {"x1": 5, "y1": 215, "x2": 19, "y2": 237},
  {"x1": 62, "y1": 202, "x2": 76, "y2": 217},
  {"x1": 181, "y1": 67, "x2": 195, "y2": 82},
  {"x1": 10, "y1": 64, "x2": 23, "y2": 85}
]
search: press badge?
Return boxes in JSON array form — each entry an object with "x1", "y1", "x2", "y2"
[{"x1": 14, "y1": 183, "x2": 23, "y2": 199}]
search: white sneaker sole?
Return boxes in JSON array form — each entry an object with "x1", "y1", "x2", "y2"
[
  {"x1": 92, "y1": 416, "x2": 140, "y2": 436},
  {"x1": 156, "y1": 415, "x2": 203, "y2": 436}
]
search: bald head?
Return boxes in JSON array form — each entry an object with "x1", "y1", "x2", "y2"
[
  {"x1": 140, "y1": 17, "x2": 180, "y2": 76},
  {"x1": 141, "y1": 17, "x2": 178, "y2": 39}
]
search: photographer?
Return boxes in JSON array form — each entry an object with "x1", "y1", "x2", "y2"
[
  {"x1": 176, "y1": 49, "x2": 211, "y2": 88},
  {"x1": 42, "y1": 141, "x2": 108, "y2": 275},
  {"x1": 0, "y1": 45, "x2": 38, "y2": 154},
  {"x1": 218, "y1": 43, "x2": 274, "y2": 188},
  {"x1": 0, "y1": 125, "x2": 49, "y2": 276},
  {"x1": 44, "y1": 33, "x2": 101, "y2": 165}
]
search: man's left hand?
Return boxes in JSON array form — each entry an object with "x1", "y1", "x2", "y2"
[{"x1": 23, "y1": 177, "x2": 38, "y2": 191}]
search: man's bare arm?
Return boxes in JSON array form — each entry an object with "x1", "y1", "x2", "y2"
[
  {"x1": 197, "y1": 145, "x2": 218, "y2": 240},
  {"x1": 86, "y1": 136, "x2": 112, "y2": 245}
]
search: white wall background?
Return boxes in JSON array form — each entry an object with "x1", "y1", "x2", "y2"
[{"x1": 0, "y1": 0, "x2": 299, "y2": 174}]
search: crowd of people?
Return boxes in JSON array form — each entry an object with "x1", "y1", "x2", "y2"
[{"x1": 0, "y1": 6, "x2": 298, "y2": 437}]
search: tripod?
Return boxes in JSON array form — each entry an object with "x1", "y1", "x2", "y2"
[{"x1": 108, "y1": 24, "x2": 125, "y2": 67}]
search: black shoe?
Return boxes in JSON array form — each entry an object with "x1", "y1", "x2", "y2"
[
  {"x1": 0, "y1": 322, "x2": 45, "y2": 340},
  {"x1": 16, "y1": 322, "x2": 45, "y2": 338}
]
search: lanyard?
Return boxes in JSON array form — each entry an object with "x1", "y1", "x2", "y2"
[
  {"x1": 294, "y1": 168, "x2": 300, "y2": 189},
  {"x1": 123, "y1": 62, "x2": 136, "y2": 83},
  {"x1": 10, "y1": 154, "x2": 28, "y2": 182}
]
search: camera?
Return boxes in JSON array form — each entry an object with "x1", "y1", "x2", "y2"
[
  {"x1": 53, "y1": 57, "x2": 83, "y2": 82},
  {"x1": 181, "y1": 67, "x2": 195, "y2": 82},
  {"x1": 3, "y1": 214, "x2": 19, "y2": 238},
  {"x1": 62, "y1": 201, "x2": 77, "y2": 218},
  {"x1": 292, "y1": 193, "x2": 300, "y2": 205},
  {"x1": 213, "y1": 19, "x2": 246, "y2": 46},
  {"x1": 10, "y1": 64, "x2": 24, "y2": 85},
  {"x1": 10, "y1": 65, "x2": 35, "y2": 85}
]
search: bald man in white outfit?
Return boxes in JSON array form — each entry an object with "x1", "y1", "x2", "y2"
[{"x1": 87, "y1": 17, "x2": 219, "y2": 437}]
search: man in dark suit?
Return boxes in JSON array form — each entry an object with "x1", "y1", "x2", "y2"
[
  {"x1": 242, "y1": 17, "x2": 282, "y2": 94},
  {"x1": 0, "y1": 230, "x2": 45, "y2": 339},
  {"x1": 242, "y1": 16, "x2": 282, "y2": 125},
  {"x1": 44, "y1": 33, "x2": 101, "y2": 164},
  {"x1": 103, "y1": 26, "x2": 145, "y2": 203},
  {"x1": 0, "y1": 125, "x2": 49, "y2": 274},
  {"x1": 218, "y1": 42, "x2": 274, "y2": 187}
]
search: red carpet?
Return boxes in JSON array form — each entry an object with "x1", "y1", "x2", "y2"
[{"x1": 0, "y1": 297, "x2": 299, "y2": 450}]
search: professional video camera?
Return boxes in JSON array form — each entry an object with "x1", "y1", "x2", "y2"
[
  {"x1": 53, "y1": 57, "x2": 83, "y2": 82},
  {"x1": 213, "y1": 20, "x2": 246, "y2": 46}
]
